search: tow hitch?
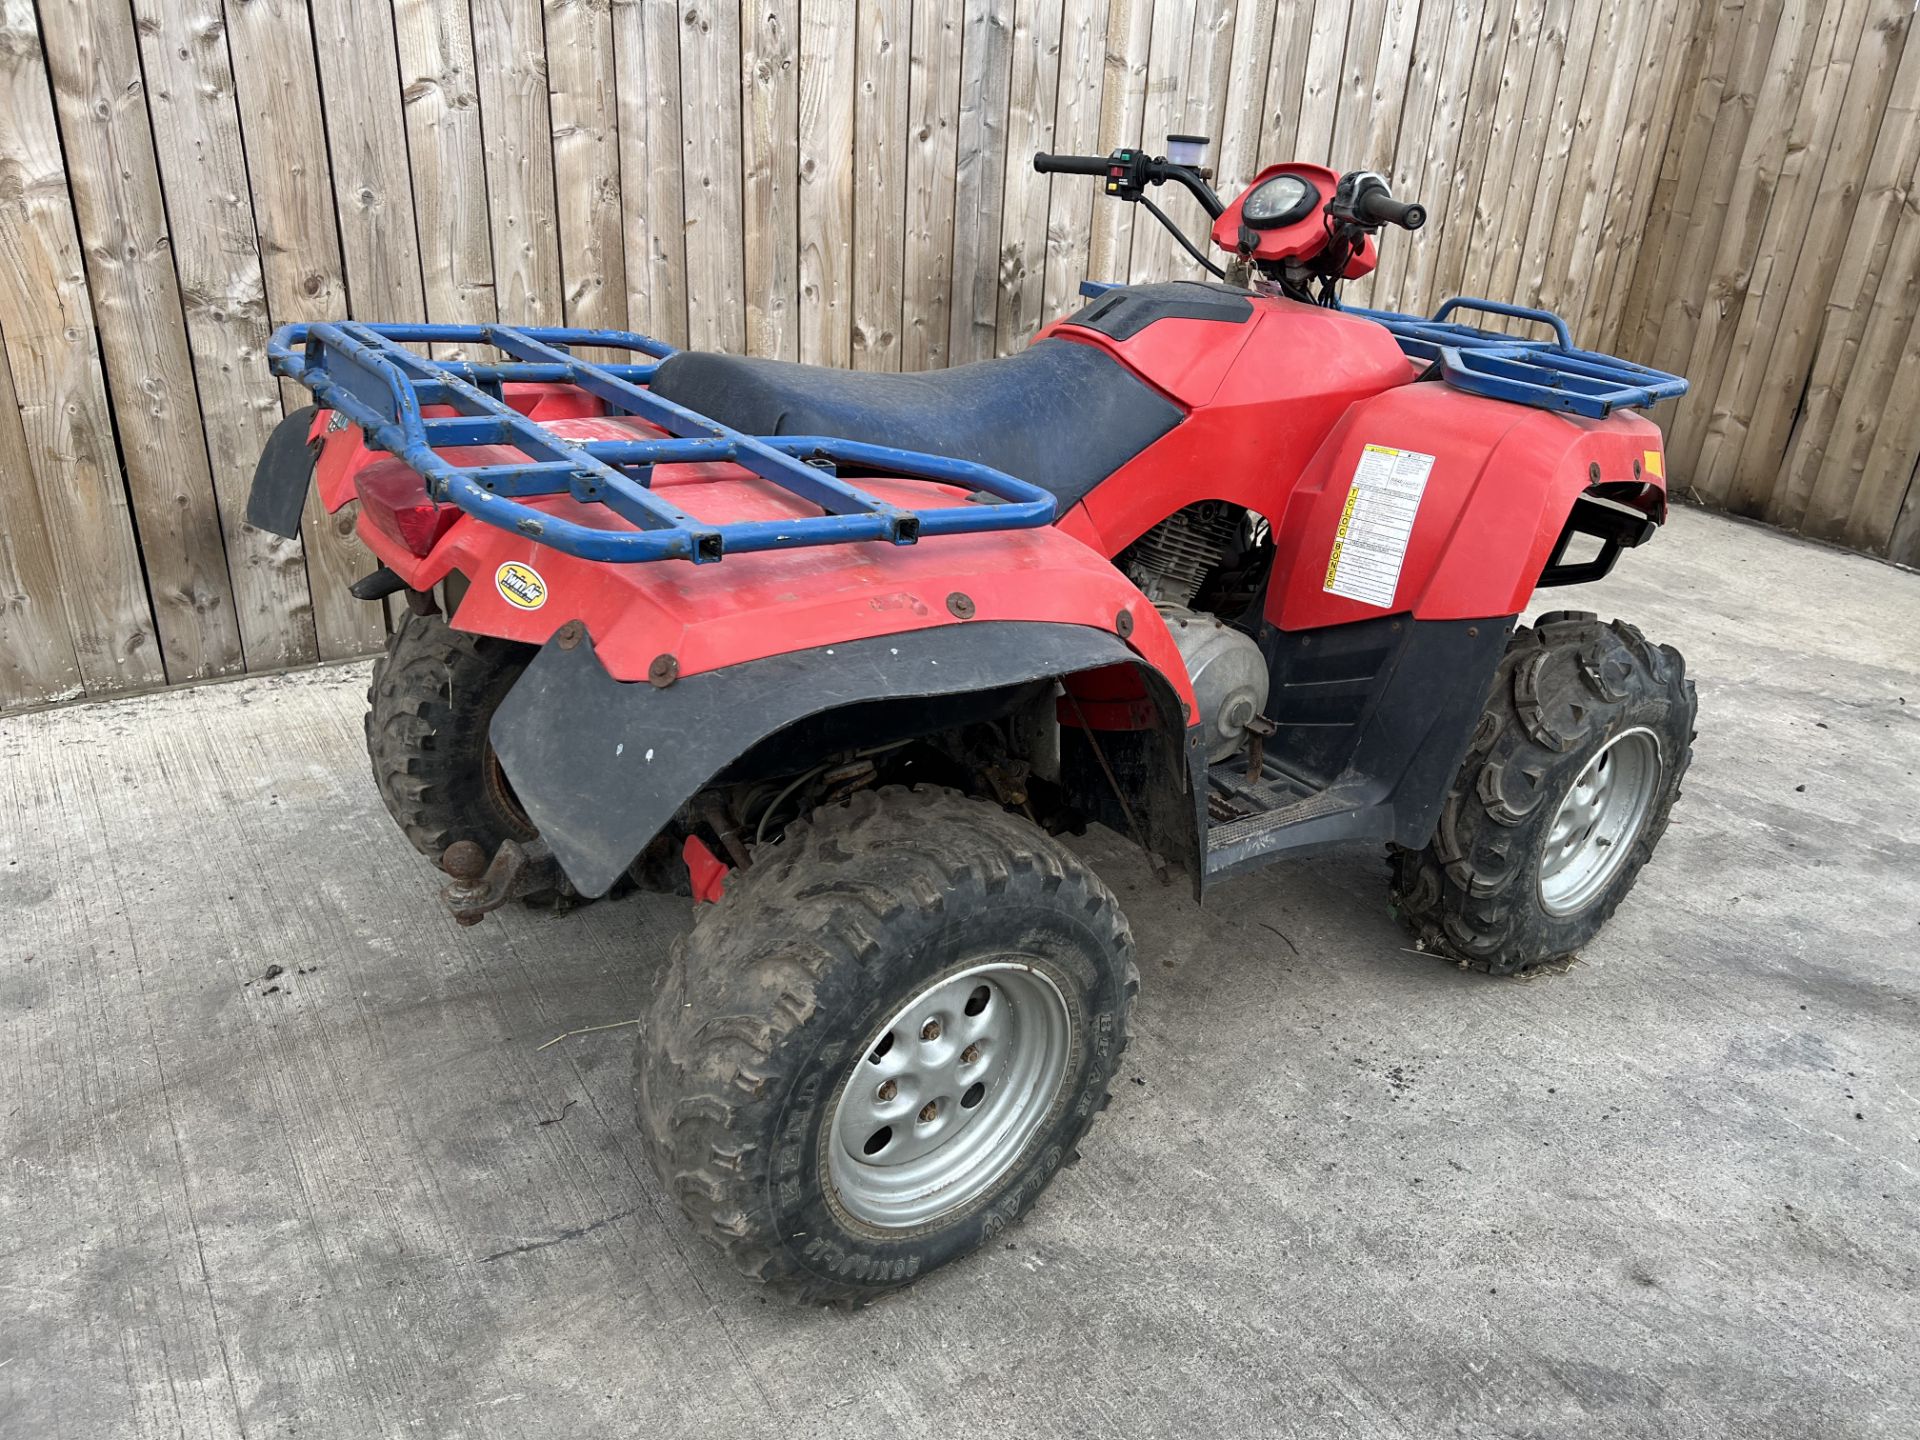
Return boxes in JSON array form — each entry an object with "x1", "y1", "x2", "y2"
[{"x1": 439, "y1": 837, "x2": 565, "y2": 925}]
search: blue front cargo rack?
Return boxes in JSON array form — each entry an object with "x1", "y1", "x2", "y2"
[{"x1": 267, "y1": 321, "x2": 1057, "y2": 565}]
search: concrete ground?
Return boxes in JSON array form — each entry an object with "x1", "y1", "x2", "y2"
[{"x1": 2, "y1": 505, "x2": 1916, "y2": 1439}]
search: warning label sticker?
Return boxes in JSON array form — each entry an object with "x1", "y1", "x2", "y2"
[{"x1": 1322, "y1": 444, "x2": 1435, "y2": 609}]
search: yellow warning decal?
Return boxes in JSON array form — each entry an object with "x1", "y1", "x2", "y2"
[
  {"x1": 1324, "y1": 483, "x2": 1363, "y2": 588},
  {"x1": 1643, "y1": 449, "x2": 1664, "y2": 479},
  {"x1": 495, "y1": 561, "x2": 548, "y2": 610}
]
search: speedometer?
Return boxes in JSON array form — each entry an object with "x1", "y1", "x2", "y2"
[{"x1": 1242, "y1": 173, "x2": 1319, "y2": 229}]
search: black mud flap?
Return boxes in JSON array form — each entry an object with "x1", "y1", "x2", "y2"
[
  {"x1": 488, "y1": 621, "x2": 1189, "y2": 898},
  {"x1": 246, "y1": 404, "x2": 321, "y2": 539}
]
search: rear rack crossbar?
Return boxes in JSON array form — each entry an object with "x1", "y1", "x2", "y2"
[{"x1": 267, "y1": 321, "x2": 1057, "y2": 563}]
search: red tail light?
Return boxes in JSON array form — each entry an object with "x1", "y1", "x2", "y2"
[{"x1": 355, "y1": 460, "x2": 462, "y2": 557}]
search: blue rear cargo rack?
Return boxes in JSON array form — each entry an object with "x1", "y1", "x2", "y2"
[
  {"x1": 267, "y1": 321, "x2": 1057, "y2": 564},
  {"x1": 1339, "y1": 297, "x2": 1687, "y2": 419}
]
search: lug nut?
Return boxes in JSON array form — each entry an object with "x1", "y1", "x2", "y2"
[
  {"x1": 920, "y1": 1019, "x2": 942, "y2": 1042},
  {"x1": 961, "y1": 1044, "x2": 981, "y2": 1065},
  {"x1": 876, "y1": 1079, "x2": 897, "y2": 1102},
  {"x1": 918, "y1": 1100, "x2": 938, "y2": 1124}
]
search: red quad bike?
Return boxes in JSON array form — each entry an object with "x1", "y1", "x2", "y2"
[{"x1": 251, "y1": 141, "x2": 1697, "y2": 1303}]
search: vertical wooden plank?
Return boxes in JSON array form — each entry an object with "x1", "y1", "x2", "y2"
[
  {"x1": 1717, "y1": 0, "x2": 1911, "y2": 516},
  {"x1": 612, "y1": 0, "x2": 689, "y2": 346},
  {"x1": 742, "y1": 0, "x2": 801, "y2": 359},
  {"x1": 133, "y1": 0, "x2": 320, "y2": 673},
  {"x1": 1345, "y1": 0, "x2": 1421, "y2": 177},
  {"x1": 394, "y1": 0, "x2": 499, "y2": 331},
  {"x1": 1792, "y1": 146, "x2": 1920, "y2": 539},
  {"x1": 1838, "y1": 301, "x2": 1920, "y2": 552},
  {"x1": 902, "y1": 0, "x2": 964, "y2": 370},
  {"x1": 472, "y1": 0, "x2": 564, "y2": 325},
  {"x1": 546, "y1": 0, "x2": 630, "y2": 336},
  {"x1": 224, "y1": 0, "x2": 382, "y2": 661},
  {"x1": 1293, "y1": 0, "x2": 1352, "y2": 162},
  {"x1": 994, "y1": 0, "x2": 1065, "y2": 356},
  {"x1": 797, "y1": 0, "x2": 855, "y2": 364},
  {"x1": 1130, "y1": 0, "x2": 1235, "y2": 284},
  {"x1": 1575, "y1": 0, "x2": 1694, "y2": 345},
  {"x1": 1461, "y1": 0, "x2": 1575, "y2": 315},
  {"x1": 1455, "y1": 0, "x2": 1551, "y2": 308},
  {"x1": 949, "y1": 0, "x2": 1015, "y2": 365},
  {"x1": 1892, "y1": 453, "x2": 1920, "y2": 567},
  {"x1": 309, "y1": 0, "x2": 429, "y2": 642},
  {"x1": 1604, "y1": 0, "x2": 1718, "y2": 353},
  {"x1": 1500, "y1": 0, "x2": 1608, "y2": 311},
  {"x1": 308, "y1": 0, "x2": 427, "y2": 320},
  {"x1": 1774, "y1": 20, "x2": 1920, "y2": 529},
  {"x1": 0, "y1": 326, "x2": 85, "y2": 710},
  {"x1": 1413, "y1": 0, "x2": 1519, "y2": 306},
  {"x1": 0, "y1": 3, "x2": 163, "y2": 697},
  {"x1": 1369, "y1": 0, "x2": 1478, "y2": 312},
  {"x1": 1325, "y1": 0, "x2": 1385, "y2": 166},
  {"x1": 852, "y1": 0, "x2": 910, "y2": 370},
  {"x1": 1252, "y1": 0, "x2": 1316, "y2": 167},
  {"x1": 38, "y1": 0, "x2": 244, "y2": 684},
  {"x1": 1350, "y1": 0, "x2": 1459, "y2": 309},
  {"x1": 1668, "y1": 0, "x2": 1827, "y2": 492},
  {"x1": 678, "y1": 0, "x2": 746, "y2": 351},
  {"x1": 1087, "y1": 0, "x2": 1152, "y2": 284},
  {"x1": 1213, "y1": 0, "x2": 1277, "y2": 206},
  {"x1": 1640, "y1": 0, "x2": 1785, "y2": 378},
  {"x1": 1038, "y1": 0, "x2": 1108, "y2": 316}
]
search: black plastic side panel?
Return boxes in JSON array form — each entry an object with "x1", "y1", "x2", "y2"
[
  {"x1": 1064, "y1": 281, "x2": 1255, "y2": 341},
  {"x1": 245, "y1": 405, "x2": 320, "y2": 539},
  {"x1": 1204, "y1": 614, "x2": 1513, "y2": 884},
  {"x1": 489, "y1": 621, "x2": 1200, "y2": 898}
]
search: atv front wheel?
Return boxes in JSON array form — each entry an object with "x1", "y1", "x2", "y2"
[
  {"x1": 364, "y1": 609, "x2": 537, "y2": 861},
  {"x1": 1389, "y1": 612, "x2": 1696, "y2": 974},
  {"x1": 635, "y1": 786, "x2": 1137, "y2": 1304}
]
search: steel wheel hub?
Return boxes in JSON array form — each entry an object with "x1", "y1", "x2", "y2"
[
  {"x1": 826, "y1": 962, "x2": 1072, "y2": 1229},
  {"x1": 1539, "y1": 727, "x2": 1662, "y2": 915}
]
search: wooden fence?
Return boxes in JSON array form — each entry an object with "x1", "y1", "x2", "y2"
[{"x1": 0, "y1": 0, "x2": 1914, "y2": 713}]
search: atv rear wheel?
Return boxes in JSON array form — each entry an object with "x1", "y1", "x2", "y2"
[
  {"x1": 1389, "y1": 613, "x2": 1696, "y2": 975},
  {"x1": 364, "y1": 610, "x2": 537, "y2": 862},
  {"x1": 635, "y1": 786, "x2": 1137, "y2": 1305}
]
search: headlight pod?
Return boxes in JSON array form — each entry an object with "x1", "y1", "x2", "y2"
[{"x1": 1242, "y1": 173, "x2": 1319, "y2": 229}]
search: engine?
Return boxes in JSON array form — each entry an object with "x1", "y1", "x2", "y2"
[
  {"x1": 1121, "y1": 503, "x2": 1270, "y2": 762},
  {"x1": 1119, "y1": 501, "x2": 1241, "y2": 607}
]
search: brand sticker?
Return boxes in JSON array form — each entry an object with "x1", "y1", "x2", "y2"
[{"x1": 495, "y1": 561, "x2": 548, "y2": 610}]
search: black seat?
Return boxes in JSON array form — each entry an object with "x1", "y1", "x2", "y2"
[{"x1": 647, "y1": 337, "x2": 1183, "y2": 511}]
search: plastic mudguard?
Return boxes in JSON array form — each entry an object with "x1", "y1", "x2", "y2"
[{"x1": 488, "y1": 620, "x2": 1195, "y2": 897}]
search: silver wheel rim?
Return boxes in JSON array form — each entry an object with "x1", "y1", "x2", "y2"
[
  {"x1": 826, "y1": 962, "x2": 1073, "y2": 1230},
  {"x1": 1539, "y1": 727, "x2": 1662, "y2": 916}
]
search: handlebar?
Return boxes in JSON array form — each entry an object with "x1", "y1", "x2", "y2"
[
  {"x1": 1356, "y1": 189, "x2": 1426, "y2": 231},
  {"x1": 1034, "y1": 149, "x2": 1225, "y2": 219},
  {"x1": 1032, "y1": 152, "x2": 1110, "y2": 178}
]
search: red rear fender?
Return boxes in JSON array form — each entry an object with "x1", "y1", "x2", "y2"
[{"x1": 1269, "y1": 384, "x2": 1668, "y2": 627}]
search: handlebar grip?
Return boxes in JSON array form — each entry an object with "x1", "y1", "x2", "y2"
[
  {"x1": 1033, "y1": 152, "x2": 1110, "y2": 177},
  {"x1": 1357, "y1": 190, "x2": 1427, "y2": 230}
]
